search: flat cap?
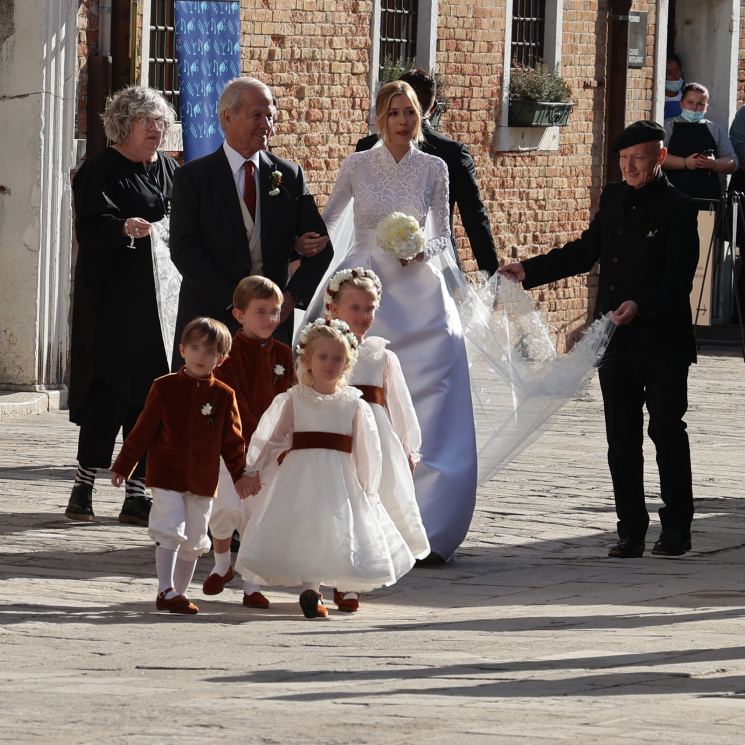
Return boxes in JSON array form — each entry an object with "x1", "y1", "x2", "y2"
[{"x1": 611, "y1": 120, "x2": 665, "y2": 153}]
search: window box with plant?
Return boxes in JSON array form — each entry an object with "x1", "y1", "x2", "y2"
[{"x1": 508, "y1": 64, "x2": 573, "y2": 127}]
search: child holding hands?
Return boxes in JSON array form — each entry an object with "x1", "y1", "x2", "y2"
[
  {"x1": 203, "y1": 276, "x2": 294, "y2": 608},
  {"x1": 111, "y1": 318, "x2": 252, "y2": 615},
  {"x1": 236, "y1": 319, "x2": 414, "y2": 619},
  {"x1": 325, "y1": 268, "x2": 429, "y2": 612}
]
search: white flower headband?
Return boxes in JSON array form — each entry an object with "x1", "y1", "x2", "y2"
[
  {"x1": 295, "y1": 317, "x2": 360, "y2": 357},
  {"x1": 323, "y1": 267, "x2": 383, "y2": 317}
]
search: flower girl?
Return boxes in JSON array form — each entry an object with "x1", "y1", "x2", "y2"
[
  {"x1": 324, "y1": 268, "x2": 430, "y2": 612},
  {"x1": 235, "y1": 319, "x2": 414, "y2": 619}
]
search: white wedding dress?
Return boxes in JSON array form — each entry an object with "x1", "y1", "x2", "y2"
[{"x1": 304, "y1": 143, "x2": 478, "y2": 561}]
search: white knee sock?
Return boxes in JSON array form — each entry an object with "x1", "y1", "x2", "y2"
[
  {"x1": 212, "y1": 550, "x2": 231, "y2": 576},
  {"x1": 173, "y1": 557, "x2": 198, "y2": 595},
  {"x1": 155, "y1": 546, "x2": 177, "y2": 596}
]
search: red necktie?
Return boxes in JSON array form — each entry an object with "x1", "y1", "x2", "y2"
[{"x1": 244, "y1": 161, "x2": 256, "y2": 220}]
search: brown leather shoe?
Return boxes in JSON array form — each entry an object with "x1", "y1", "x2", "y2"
[
  {"x1": 333, "y1": 589, "x2": 360, "y2": 612},
  {"x1": 242, "y1": 591, "x2": 270, "y2": 609},
  {"x1": 299, "y1": 590, "x2": 328, "y2": 619},
  {"x1": 202, "y1": 566, "x2": 235, "y2": 595},
  {"x1": 156, "y1": 589, "x2": 199, "y2": 614}
]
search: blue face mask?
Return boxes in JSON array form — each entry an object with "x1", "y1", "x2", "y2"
[
  {"x1": 665, "y1": 78, "x2": 684, "y2": 94},
  {"x1": 680, "y1": 108, "x2": 705, "y2": 123}
]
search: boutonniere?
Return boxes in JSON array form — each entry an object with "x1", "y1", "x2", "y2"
[
  {"x1": 268, "y1": 170, "x2": 283, "y2": 197},
  {"x1": 201, "y1": 402, "x2": 214, "y2": 425},
  {"x1": 272, "y1": 364, "x2": 285, "y2": 384}
]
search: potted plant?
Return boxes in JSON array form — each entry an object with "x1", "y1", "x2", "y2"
[{"x1": 508, "y1": 64, "x2": 573, "y2": 127}]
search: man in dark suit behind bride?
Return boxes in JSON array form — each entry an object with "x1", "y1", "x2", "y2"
[
  {"x1": 356, "y1": 68, "x2": 499, "y2": 276},
  {"x1": 169, "y1": 77, "x2": 332, "y2": 361}
]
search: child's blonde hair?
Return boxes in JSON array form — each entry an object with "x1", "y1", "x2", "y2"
[
  {"x1": 295, "y1": 318, "x2": 359, "y2": 387},
  {"x1": 180, "y1": 317, "x2": 232, "y2": 356},
  {"x1": 233, "y1": 275, "x2": 283, "y2": 311},
  {"x1": 323, "y1": 267, "x2": 382, "y2": 319}
]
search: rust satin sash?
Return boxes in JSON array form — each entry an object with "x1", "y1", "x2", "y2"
[
  {"x1": 355, "y1": 384, "x2": 386, "y2": 406},
  {"x1": 277, "y1": 431, "x2": 353, "y2": 465}
]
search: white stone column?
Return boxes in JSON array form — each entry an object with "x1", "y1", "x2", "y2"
[{"x1": 0, "y1": 0, "x2": 77, "y2": 398}]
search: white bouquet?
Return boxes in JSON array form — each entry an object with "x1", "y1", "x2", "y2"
[{"x1": 376, "y1": 212, "x2": 426, "y2": 262}]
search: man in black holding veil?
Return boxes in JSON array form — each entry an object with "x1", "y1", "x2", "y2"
[{"x1": 500, "y1": 121, "x2": 699, "y2": 559}]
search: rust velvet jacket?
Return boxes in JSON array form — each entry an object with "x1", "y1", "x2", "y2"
[
  {"x1": 214, "y1": 332, "x2": 295, "y2": 439},
  {"x1": 112, "y1": 369, "x2": 246, "y2": 496}
]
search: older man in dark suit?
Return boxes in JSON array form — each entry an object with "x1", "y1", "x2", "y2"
[
  {"x1": 355, "y1": 68, "x2": 499, "y2": 275},
  {"x1": 169, "y1": 77, "x2": 331, "y2": 360},
  {"x1": 500, "y1": 121, "x2": 699, "y2": 559}
]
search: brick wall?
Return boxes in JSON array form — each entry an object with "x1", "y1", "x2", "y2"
[
  {"x1": 239, "y1": 0, "x2": 374, "y2": 203},
  {"x1": 75, "y1": 0, "x2": 102, "y2": 139}
]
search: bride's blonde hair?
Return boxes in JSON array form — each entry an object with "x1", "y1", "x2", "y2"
[
  {"x1": 295, "y1": 320, "x2": 359, "y2": 387},
  {"x1": 375, "y1": 81, "x2": 423, "y2": 145}
]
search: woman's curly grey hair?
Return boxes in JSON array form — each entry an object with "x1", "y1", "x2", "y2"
[{"x1": 101, "y1": 86, "x2": 176, "y2": 144}]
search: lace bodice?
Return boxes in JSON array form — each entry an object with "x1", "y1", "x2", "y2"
[{"x1": 323, "y1": 143, "x2": 451, "y2": 257}]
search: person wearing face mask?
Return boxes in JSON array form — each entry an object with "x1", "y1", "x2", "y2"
[
  {"x1": 662, "y1": 83, "x2": 738, "y2": 203},
  {"x1": 664, "y1": 54, "x2": 685, "y2": 119}
]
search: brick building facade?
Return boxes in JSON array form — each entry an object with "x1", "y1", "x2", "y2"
[{"x1": 1, "y1": 0, "x2": 744, "y2": 393}]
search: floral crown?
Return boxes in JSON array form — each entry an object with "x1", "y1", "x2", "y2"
[
  {"x1": 323, "y1": 267, "x2": 383, "y2": 317},
  {"x1": 295, "y1": 317, "x2": 360, "y2": 357}
]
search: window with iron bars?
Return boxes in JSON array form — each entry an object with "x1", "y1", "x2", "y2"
[
  {"x1": 511, "y1": 0, "x2": 546, "y2": 68},
  {"x1": 149, "y1": 0, "x2": 180, "y2": 117},
  {"x1": 379, "y1": 0, "x2": 419, "y2": 74}
]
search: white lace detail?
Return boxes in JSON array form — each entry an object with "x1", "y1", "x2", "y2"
[{"x1": 323, "y1": 143, "x2": 451, "y2": 261}]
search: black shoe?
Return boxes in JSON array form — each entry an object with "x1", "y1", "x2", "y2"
[
  {"x1": 230, "y1": 529, "x2": 241, "y2": 554},
  {"x1": 118, "y1": 495, "x2": 152, "y2": 526},
  {"x1": 414, "y1": 551, "x2": 448, "y2": 568},
  {"x1": 607, "y1": 537, "x2": 645, "y2": 558},
  {"x1": 65, "y1": 483, "x2": 95, "y2": 521},
  {"x1": 651, "y1": 537, "x2": 692, "y2": 557}
]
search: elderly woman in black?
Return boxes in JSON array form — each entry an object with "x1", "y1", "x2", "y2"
[{"x1": 66, "y1": 86, "x2": 178, "y2": 524}]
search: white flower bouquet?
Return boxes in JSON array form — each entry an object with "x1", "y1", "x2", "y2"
[{"x1": 376, "y1": 212, "x2": 425, "y2": 263}]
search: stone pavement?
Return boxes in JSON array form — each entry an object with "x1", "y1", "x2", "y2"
[{"x1": 1, "y1": 349, "x2": 744, "y2": 744}]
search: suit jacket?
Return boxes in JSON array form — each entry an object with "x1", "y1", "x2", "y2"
[
  {"x1": 356, "y1": 121, "x2": 499, "y2": 273},
  {"x1": 521, "y1": 173, "x2": 699, "y2": 364},
  {"x1": 169, "y1": 147, "x2": 332, "y2": 360}
]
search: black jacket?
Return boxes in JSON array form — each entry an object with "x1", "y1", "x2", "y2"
[
  {"x1": 169, "y1": 147, "x2": 332, "y2": 355},
  {"x1": 356, "y1": 122, "x2": 498, "y2": 274},
  {"x1": 522, "y1": 173, "x2": 699, "y2": 364}
]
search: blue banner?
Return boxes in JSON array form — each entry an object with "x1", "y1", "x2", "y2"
[{"x1": 175, "y1": 1, "x2": 241, "y2": 162}]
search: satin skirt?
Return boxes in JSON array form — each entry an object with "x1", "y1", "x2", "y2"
[{"x1": 328, "y1": 230, "x2": 478, "y2": 560}]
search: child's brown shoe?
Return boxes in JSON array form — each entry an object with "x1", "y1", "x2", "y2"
[
  {"x1": 202, "y1": 566, "x2": 234, "y2": 595},
  {"x1": 299, "y1": 590, "x2": 328, "y2": 619},
  {"x1": 156, "y1": 589, "x2": 199, "y2": 614},
  {"x1": 333, "y1": 589, "x2": 360, "y2": 613},
  {"x1": 242, "y1": 591, "x2": 270, "y2": 609}
]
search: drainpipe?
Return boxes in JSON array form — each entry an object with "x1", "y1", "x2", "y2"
[{"x1": 605, "y1": 0, "x2": 632, "y2": 184}]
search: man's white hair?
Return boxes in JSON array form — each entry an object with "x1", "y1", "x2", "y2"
[{"x1": 218, "y1": 77, "x2": 273, "y2": 120}]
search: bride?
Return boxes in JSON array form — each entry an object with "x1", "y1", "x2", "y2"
[{"x1": 304, "y1": 81, "x2": 477, "y2": 562}]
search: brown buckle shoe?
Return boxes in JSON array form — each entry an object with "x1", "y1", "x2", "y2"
[
  {"x1": 299, "y1": 590, "x2": 328, "y2": 619},
  {"x1": 202, "y1": 566, "x2": 235, "y2": 595},
  {"x1": 243, "y1": 591, "x2": 270, "y2": 609},
  {"x1": 333, "y1": 589, "x2": 360, "y2": 612},
  {"x1": 156, "y1": 589, "x2": 199, "y2": 614}
]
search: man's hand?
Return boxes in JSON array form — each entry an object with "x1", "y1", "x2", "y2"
[
  {"x1": 111, "y1": 472, "x2": 126, "y2": 487},
  {"x1": 280, "y1": 290, "x2": 295, "y2": 323},
  {"x1": 612, "y1": 300, "x2": 639, "y2": 325},
  {"x1": 294, "y1": 232, "x2": 329, "y2": 257},
  {"x1": 497, "y1": 262, "x2": 526, "y2": 283}
]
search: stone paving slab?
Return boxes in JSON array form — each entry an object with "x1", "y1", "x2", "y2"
[{"x1": 1, "y1": 350, "x2": 744, "y2": 744}]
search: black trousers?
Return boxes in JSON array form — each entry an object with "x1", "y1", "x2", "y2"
[
  {"x1": 598, "y1": 356, "x2": 693, "y2": 543},
  {"x1": 76, "y1": 380, "x2": 146, "y2": 479}
]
